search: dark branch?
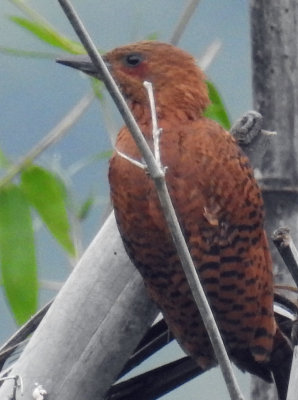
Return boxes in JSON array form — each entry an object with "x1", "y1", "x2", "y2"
[
  {"x1": 272, "y1": 228, "x2": 298, "y2": 288},
  {"x1": 105, "y1": 356, "x2": 208, "y2": 400},
  {"x1": 0, "y1": 301, "x2": 52, "y2": 372}
]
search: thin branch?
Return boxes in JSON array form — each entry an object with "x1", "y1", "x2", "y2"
[
  {"x1": 0, "y1": 374, "x2": 23, "y2": 399},
  {"x1": 39, "y1": 279, "x2": 64, "y2": 291},
  {"x1": 115, "y1": 150, "x2": 146, "y2": 170},
  {"x1": 0, "y1": 91, "x2": 94, "y2": 189},
  {"x1": 169, "y1": 0, "x2": 201, "y2": 45},
  {"x1": 119, "y1": 320, "x2": 172, "y2": 378},
  {"x1": 111, "y1": 292, "x2": 298, "y2": 400},
  {"x1": 0, "y1": 109, "x2": 269, "y2": 378},
  {"x1": 143, "y1": 81, "x2": 163, "y2": 169},
  {"x1": 57, "y1": 2, "x2": 245, "y2": 399},
  {"x1": 274, "y1": 285, "x2": 298, "y2": 294},
  {"x1": 0, "y1": 106, "x2": 286, "y2": 398},
  {"x1": 58, "y1": 3, "x2": 163, "y2": 179},
  {"x1": 272, "y1": 228, "x2": 298, "y2": 288},
  {"x1": 106, "y1": 356, "x2": 205, "y2": 400},
  {"x1": 198, "y1": 39, "x2": 222, "y2": 71}
]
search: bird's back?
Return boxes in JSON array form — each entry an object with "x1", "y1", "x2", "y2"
[
  {"x1": 109, "y1": 116, "x2": 276, "y2": 372},
  {"x1": 58, "y1": 38, "x2": 292, "y2": 400}
]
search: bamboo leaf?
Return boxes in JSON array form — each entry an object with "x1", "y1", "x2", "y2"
[
  {"x1": 21, "y1": 166, "x2": 75, "y2": 256},
  {"x1": 9, "y1": 16, "x2": 83, "y2": 54},
  {"x1": 0, "y1": 45, "x2": 55, "y2": 59},
  {"x1": 204, "y1": 81, "x2": 231, "y2": 130},
  {"x1": 146, "y1": 32, "x2": 159, "y2": 41},
  {"x1": 91, "y1": 78, "x2": 104, "y2": 100},
  {"x1": 94, "y1": 150, "x2": 113, "y2": 161},
  {"x1": 78, "y1": 196, "x2": 95, "y2": 221},
  {"x1": 0, "y1": 185, "x2": 38, "y2": 324},
  {"x1": 0, "y1": 148, "x2": 10, "y2": 168}
]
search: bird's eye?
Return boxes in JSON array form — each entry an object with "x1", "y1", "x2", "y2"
[{"x1": 124, "y1": 53, "x2": 143, "y2": 67}]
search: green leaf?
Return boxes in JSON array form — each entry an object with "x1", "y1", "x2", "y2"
[
  {"x1": 0, "y1": 148, "x2": 10, "y2": 168},
  {"x1": 9, "y1": 16, "x2": 83, "y2": 54},
  {"x1": 0, "y1": 45, "x2": 56, "y2": 59},
  {"x1": 91, "y1": 78, "x2": 104, "y2": 100},
  {"x1": 94, "y1": 150, "x2": 113, "y2": 161},
  {"x1": 146, "y1": 32, "x2": 159, "y2": 41},
  {"x1": 78, "y1": 196, "x2": 95, "y2": 221},
  {"x1": 0, "y1": 185, "x2": 38, "y2": 324},
  {"x1": 204, "y1": 81, "x2": 231, "y2": 130},
  {"x1": 21, "y1": 166, "x2": 75, "y2": 256}
]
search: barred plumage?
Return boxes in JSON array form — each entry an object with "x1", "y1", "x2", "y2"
[{"x1": 58, "y1": 40, "x2": 293, "y2": 400}]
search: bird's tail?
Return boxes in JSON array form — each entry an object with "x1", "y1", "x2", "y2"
[{"x1": 270, "y1": 327, "x2": 293, "y2": 400}]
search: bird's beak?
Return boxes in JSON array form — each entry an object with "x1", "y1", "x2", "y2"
[{"x1": 56, "y1": 54, "x2": 109, "y2": 79}]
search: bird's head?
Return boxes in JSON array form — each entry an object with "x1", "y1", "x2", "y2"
[{"x1": 57, "y1": 41, "x2": 209, "y2": 122}]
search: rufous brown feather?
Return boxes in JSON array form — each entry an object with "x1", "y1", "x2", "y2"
[{"x1": 58, "y1": 41, "x2": 293, "y2": 400}]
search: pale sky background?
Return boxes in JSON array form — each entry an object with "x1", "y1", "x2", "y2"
[{"x1": 0, "y1": 1, "x2": 257, "y2": 398}]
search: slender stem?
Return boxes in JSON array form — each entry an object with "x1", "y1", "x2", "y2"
[
  {"x1": 156, "y1": 178, "x2": 244, "y2": 400},
  {"x1": 0, "y1": 92, "x2": 94, "y2": 189},
  {"x1": 57, "y1": 0, "x2": 162, "y2": 181},
  {"x1": 0, "y1": 375, "x2": 23, "y2": 398},
  {"x1": 57, "y1": 1, "x2": 245, "y2": 399},
  {"x1": 198, "y1": 40, "x2": 222, "y2": 71},
  {"x1": 143, "y1": 81, "x2": 162, "y2": 169},
  {"x1": 115, "y1": 149, "x2": 146, "y2": 170},
  {"x1": 170, "y1": 0, "x2": 201, "y2": 45}
]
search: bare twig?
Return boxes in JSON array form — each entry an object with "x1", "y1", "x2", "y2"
[
  {"x1": 0, "y1": 109, "x2": 269, "y2": 379},
  {"x1": 57, "y1": 2, "x2": 245, "y2": 399},
  {"x1": 106, "y1": 356, "x2": 205, "y2": 400},
  {"x1": 169, "y1": 0, "x2": 201, "y2": 45},
  {"x1": 58, "y1": 2, "x2": 162, "y2": 179},
  {"x1": 274, "y1": 285, "x2": 298, "y2": 294},
  {"x1": 0, "y1": 374, "x2": 23, "y2": 399},
  {"x1": 0, "y1": 92, "x2": 94, "y2": 189},
  {"x1": 115, "y1": 150, "x2": 146, "y2": 170},
  {"x1": 198, "y1": 39, "x2": 222, "y2": 71},
  {"x1": 143, "y1": 81, "x2": 163, "y2": 169},
  {"x1": 39, "y1": 279, "x2": 64, "y2": 291},
  {"x1": 272, "y1": 228, "x2": 298, "y2": 288},
  {"x1": 119, "y1": 321, "x2": 173, "y2": 377}
]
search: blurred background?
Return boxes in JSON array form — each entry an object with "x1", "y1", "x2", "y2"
[{"x1": 0, "y1": 0, "x2": 253, "y2": 398}]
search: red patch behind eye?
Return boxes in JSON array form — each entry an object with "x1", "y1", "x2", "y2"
[{"x1": 120, "y1": 62, "x2": 148, "y2": 79}]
